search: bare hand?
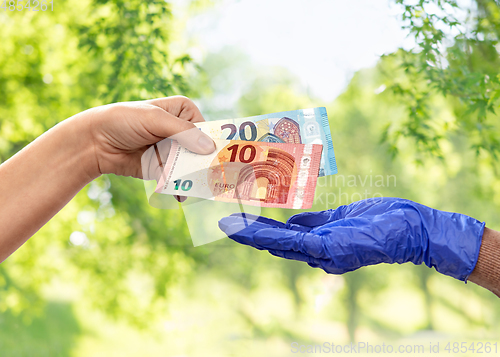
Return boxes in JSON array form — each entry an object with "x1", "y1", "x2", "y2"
[{"x1": 83, "y1": 96, "x2": 215, "y2": 179}]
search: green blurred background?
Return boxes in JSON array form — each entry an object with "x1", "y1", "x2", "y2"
[{"x1": 1, "y1": 0, "x2": 500, "y2": 356}]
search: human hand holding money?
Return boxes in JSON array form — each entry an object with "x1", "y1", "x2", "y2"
[{"x1": 143, "y1": 107, "x2": 337, "y2": 210}]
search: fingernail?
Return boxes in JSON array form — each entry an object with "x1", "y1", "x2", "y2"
[{"x1": 197, "y1": 134, "x2": 215, "y2": 153}]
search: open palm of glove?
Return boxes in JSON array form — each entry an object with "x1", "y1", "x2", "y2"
[{"x1": 218, "y1": 198, "x2": 485, "y2": 281}]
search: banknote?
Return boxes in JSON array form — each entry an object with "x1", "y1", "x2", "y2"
[
  {"x1": 195, "y1": 107, "x2": 337, "y2": 177},
  {"x1": 155, "y1": 139, "x2": 323, "y2": 209}
]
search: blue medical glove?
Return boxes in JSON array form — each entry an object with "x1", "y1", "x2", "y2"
[{"x1": 218, "y1": 198, "x2": 485, "y2": 281}]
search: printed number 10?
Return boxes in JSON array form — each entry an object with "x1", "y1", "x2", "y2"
[
  {"x1": 173, "y1": 179, "x2": 193, "y2": 191},
  {"x1": 227, "y1": 144, "x2": 257, "y2": 163}
]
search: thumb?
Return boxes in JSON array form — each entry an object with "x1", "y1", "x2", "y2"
[
  {"x1": 169, "y1": 127, "x2": 216, "y2": 155},
  {"x1": 287, "y1": 209, "x2": 338, "y2": 227},
  {"x1": 144, "y1": 106, "x2": 215, "y2": 155}
]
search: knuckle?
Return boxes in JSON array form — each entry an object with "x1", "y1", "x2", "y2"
[
  {"x1": 106, "y1": 103, "x2": 128, "y2": 116},
  {"x1": 174, "y1": 95, "x2": 197, "y2": 110},
  {"x1": 144, "y1": 105, "x2": 165, "y2": 119},
  {"x1": 172, "y1": 95, "x2": 191, "y2": 103}
]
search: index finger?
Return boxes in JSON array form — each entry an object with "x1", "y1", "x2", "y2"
[{"x1": 147, "y1": 96, "x2": 205, "y2": 123}]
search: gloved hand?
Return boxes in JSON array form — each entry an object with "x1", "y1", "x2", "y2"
[{"x1": 218, "y1": 198, "x2": 485, "y2": 281}]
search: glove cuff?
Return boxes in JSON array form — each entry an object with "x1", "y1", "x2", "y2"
[
  {"x1": 464, "y1": 222, "x2": 486, "y2": 283},
  {"x1": 429, "y1": 218, "x2": 485, "y2": 282}
]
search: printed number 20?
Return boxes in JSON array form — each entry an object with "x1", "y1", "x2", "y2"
[
  {"x1": 221, "y1": 121, "x2": 257, "y2": 141},
  {"x1": 173, "y1": 179, "x2": 193, "y2": 191}
]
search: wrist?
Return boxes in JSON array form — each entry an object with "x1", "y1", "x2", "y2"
[
  {"x1": 62, "y1": 109, "x2": 102, "y2": 182},
  {"x1": 468, "y1": 227, "x2": 500, "y2": 296}
]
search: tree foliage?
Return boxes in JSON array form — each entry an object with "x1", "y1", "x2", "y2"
[
  {"x1": 78, "y1": 0, "x2": 193, "y2": 102},
  {"x1": 383, "y1": 0, "x2": 500, "y2": 162},
  {"x1": 0, "y1": 0, "x2": 200, "y2": 326}
]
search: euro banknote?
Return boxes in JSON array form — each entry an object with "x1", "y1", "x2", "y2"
[
  {"x1": 155, "y1": 139, "x2": 323, "y2": 209},
  {"x1": 195, "y1": 107, "x2": 337, "y2": 177}
]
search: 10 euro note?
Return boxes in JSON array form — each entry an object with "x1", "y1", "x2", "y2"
[
  {"x1": 155, "y1": 139, "x2": 323, "y2": 209},
  {"x1": 195, "y1": 107, "x2": 337, "y2": 177}
]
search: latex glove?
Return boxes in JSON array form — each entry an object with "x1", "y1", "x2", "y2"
[{"x1": 218, "y1": 198, "x2": 485, "y2": 281}]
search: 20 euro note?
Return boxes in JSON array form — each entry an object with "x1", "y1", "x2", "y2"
[
  {"x1": 154, "y1": 139, "x2": 323, "y2": 209},
  {"x1": 195, "y1": 107, "x2": 337, "y2": 177}
]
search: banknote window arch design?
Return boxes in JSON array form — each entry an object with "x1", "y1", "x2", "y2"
[
  {"x1": 234, "y1": 148, "x2": 296, "y2": 204},
  {"x1": 274, "y1": 117, "x2": 302, "y2": 144}
]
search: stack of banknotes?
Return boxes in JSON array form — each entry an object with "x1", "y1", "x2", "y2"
[{"x1": 154, "y1": 107, "x2": 337, "y2": 209}]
